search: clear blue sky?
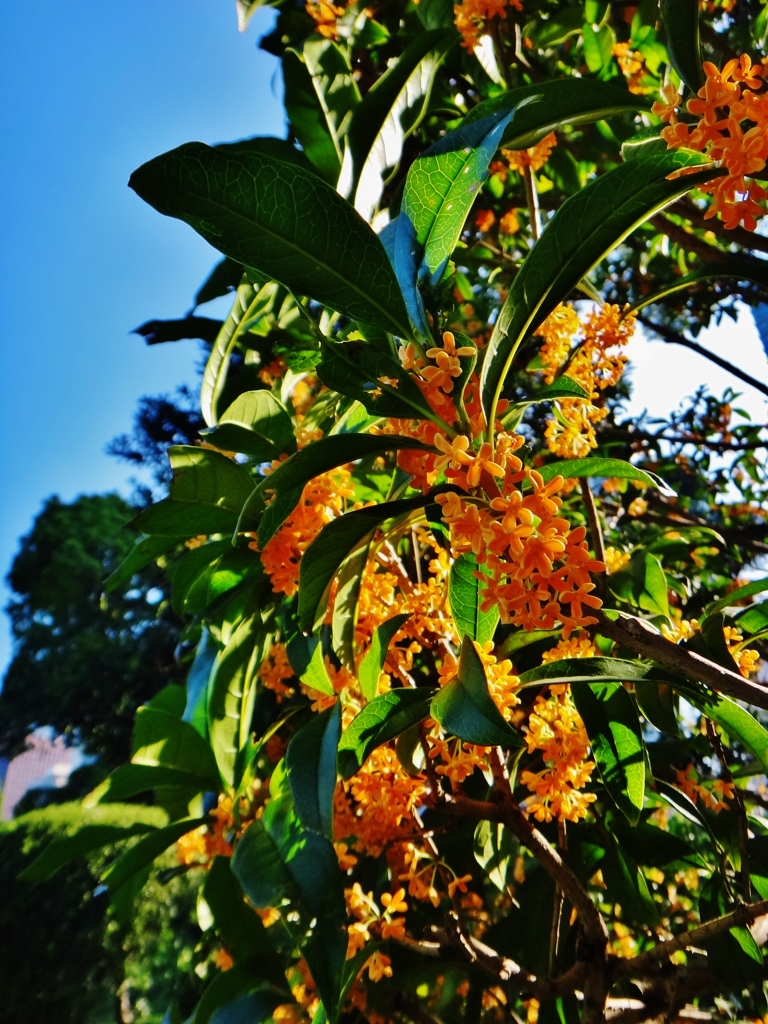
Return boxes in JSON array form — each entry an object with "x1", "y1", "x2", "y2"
[
  {"x1": 0, "y1": 1, "x2": 284, "y2": 671},
  {"x1": 1, "y1": 1, "x2": 766, "y2": 679}
]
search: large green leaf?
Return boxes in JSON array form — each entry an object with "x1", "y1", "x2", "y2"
[
  {"x1": 201, "y1": 390, "x2": 297, "y2": 460},
  {"x1": 431, "y1": 636, "x2": 523, "y2": 747},
  {"x1": 693, "y1": 693, "x2": 768, "y2": 776},
  {"x1": 337, "y1": 688, "x2": 436, "y2": 779},
  {"x1": 208, "y1": 617, "x2": 270, "y2": 788},
  {"x1": 537, "y1": 457, "x2": 674, "y2": 495},
  {"x1": 659, "y1": 0, "x2": 704, "y2": 91},
  {"x1": 286, "y1": 703, "x2": 341, "y2": 840},
  {"x1": 403, "y1": 79, "x2": 648, "y2": 287},
  {"x1": 201, "y1": 279, "x2": 277, "y2": 427},
  {"x1": 317, "y1": 342, "x2": 439, "y2": 419},
  {"x1": 298, "y1": 495, "x2": 430, "y2": 632},
  {"x1": 132, "y1": 706, "x2": 221, "y2": 789},
  {"x1": 129, "y1": 142, "x2": 412, "y2": 338},
  {"x1": 193, "y1": 969, "x2": 283, "y2": 1024},
  {"x1": 479, "y1": 150, "x2": 721, "y2": 418},
  {"x1": 201, "y1": 856, "x2": 282, "y2": 972},
  {"x1": 630, "y1": 258, "x2": 768, "y2": 315},
  {"x1": 84, "y1": 764, "x2": 210, "y2": 807},
  {"x1": 19, "y1": 819, "x2": 159, "y2": 882},
  {"x1": 255, "y1": 434, "x2": 430, "y2": 546},
  {"x1": 232, "y1": 795, "x2": 347, "y2": 1018},
  {"x1": 571, "y1": 681, "x2": 645, "y2": 824},
  {"x1": 601, "y1": 836, "x2": 659, "y2": 926},
  {"x1": 100, "y1": 817, "x2": 207, "y2": 892},
  {"x1": 358, "y1": 613, "x2": 412, "y2": 701},
  {"x1": 131, "y1": 446, "x2": 261, "y2": 538},
  {"x1": 610, "y1": 552, "x2": 671, "y2": 618},
  {"x1": 340, "y1": 30, "x2": 451, "y2": 221},
  {"x1": 703, "y1": 576, "x2": 768, "y2": 621},
  {"x1": 103, "y1": 533, "x2": 179, "y2": 593},
  {"x1": 449, "y1": 554, "x2": 499, "y2": 644},
  {"x1": 282, "y1": 39, "x2": 359, "y2": 184},
  {"x1": 517, "y1": 657, "x2": 673, "y2": 688}
]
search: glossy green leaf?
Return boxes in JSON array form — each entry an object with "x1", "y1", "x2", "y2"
[
  {"x1": 479, "y1": 150, "x2": 720, "y2": 417},
  {"x1": 283, "y1": 39, "x2": 359, "y2": 184},
  {"x1": 693, "y1": 693, "x2": 768, "y2": 776},
  {"x1": 317, "y1": 342, "x2": 438, "y2": 419},
  {"x1": 337, "y1": 688, "x2": 436, "y2": 779},
  {"x1": 129, "y1": 142, "x2": 412, "y2": 338},
  {"x1": 84, "y1": 764, "x2": 209, "y2": 807},
  {"x1": 449, "y1": 554, "x2": 499, "y2": 644},
  {"x1": 331, "y1": 535, "x2": 372, "y2": 670},
  {"x1": 103, "y1": 533, "x2": 179, "y2": 594},
  {"x1": 507, "y1": 377, "x2": 592, "y2": 412},
  {"x1": 571, "y1": 681, "x2": 645, "y2": 824},
  {"x1": 201, "y1": 856, "x2": 282, "y2": 970},
  {"x1": 131, "y1": 446, "x2": 261, "y2": 537},
  {"x1": 601, "y1": 836, "x2": 659, "y2": 925},
  {"x1": 132, "y1": 706, "x2": 220, "y2": 788},
  {"x1": 101, "y1": 817, "x2": 207, "y2": 893},
  {"x1": 18, "y1": 819, "x2": 158, "y2": 882},
  {"x1": 431, "y1": 636, "x2": 523, "y2": 747},
  {"x1": 517, "y1": 656, "x2": 671, "y2": 687},
  {"x1": 358, "y1": 613, "x2": 411, "y2": 700},
  {"x1": 659, "y1": 0, "x2": 704, "y2": 91},
  {"x1": 630, "y1": 258, "x2": 768, "y2": 315},
  {"x1": 634, "y1": 680, "x2": 680, "y2": 735},
  {"x1": 703, "y1": 576, "x2": 768, "y2": 621},
  {"x1": 201, "y1": 390, "x2": 297, "y2": 460},
  {"x1": 537, "y1": 457, "x2": 674, "y2": 495},
  {"x1": 300, "y1": 641, "x2": 336, "y2": 697},
  {"x1": 474, "y1": 820, "x2": 517, "y2": 891},
  {"x1": 611, "y1": 552, "x2": 670, "y2": 618},
  {"x1": 256, "y1": 434, "x2": 430, "y2": 546},
  {"x1": 286, "y1": 703, "x2": 341, "y2": 840},
  {"x1": 341, "y1": 31, "x2": 451, "y2": 221},
  {"x1": 208, "y1": 617, "x2": 270, "y2": 788},
  {"x1": 299, "y1": 495, "x2": 430, "y2": 632}
]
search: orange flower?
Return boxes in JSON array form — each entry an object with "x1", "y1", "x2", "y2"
[
  {"x1": 503, "y1": 132, "x2": 557, "y2": 173},
  {"x1": 306, "y1": 0, "x2": 345, "y2": 39},
  {"x1": 475, "y1": 208, "x2": 496, "y2": 233},
  {"x1": 454, "y1": 0, "x2": 522, "y2": 53}
]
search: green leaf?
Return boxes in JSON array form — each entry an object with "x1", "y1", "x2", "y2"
[
  {"x1": 207, "y1": 988, "x2": 285, "y2": 1024},
  {"x1": 341, "y1": 31, "x2": 452, "y2": 222},
  {"x1": 193, "y1": 256, "x2": 244, "y2": 309},
  {"x1": 518, "y1": 657, "x2": 672, "y2": 688},
  {"x1": 400, "y1": 108, "x2": 513, "y2": 286},
  {"x1": 300, "y1": 640, "x2": 336, "y2": 696},
  {"x1": 571, "y1": 681, "x2": 645, "y2": 824},
  {"x1": 84, "y1": 764, "x2": 209, "y2": 807},
  {"x1": 18, "y1": 819, "x2": 158, "y2": 882},
  {"x1": 630, "y1": 258, "x2": 768, "y2": 315},
  {"x1": 201, "y1": 856, "x2": 282, "y2": 971},
  {"x1": 201, "y1": 279, "x2": 277, "y2": 427},
  {"x1": 659, "y1": 0, "x2": 704, "y2": 91},
  {"x1": 634, "y1": 680, "x2": 680, "y2": 735},
  {"x1": 449, "y1": 554, "x2": 499, "y2": 644},
  {"x1": 232, "y1": 795, "x2": 347, "y2": 1018},
  {"x1": 331, "y1": 535, "x2": 372, "y2": 670},
  {"x1": 283, "y1": 39, "x2": 359, "y2": 184},
  {"x1": 474, "y1": 820, "x2": 517, "y2": 891},
  {"x1": 358, "y1": 614, "x2": 412, "y2": 701},
  {"x1": 431, "y1": 636, "x2": 523, "y2": 747},
  {"x1": 208, "y1": 617, "x2": 270, "y2": 788},
  {"x1": 611, "y1": 552, "x2": 670, "y2": 618},
  {"x1": 601, "y1": 836, "x2": 659, "y2": 925},
  {"x1": 132, "y1": 706, "x2": 221, "y2": 789},
  {"x1": 479, "y1": 150, "x2": 720, "y2": 417},
  {"x1": 201, "y1": 391, "x2": 297, "y2": 460},
  {"x1": 693, "y1": 693, "x2": 768, "y2": 776},
  {"x1": 131, "y1": 446, "x2": 261, "y2": 537},
  {"x1": 101, "y1": 817, "x2": 207, "y2": 893},
  {"x1": 508, "y1": 377, "x2": 592, "y2": 412},
  {"x1": 582, "y1": 23, "x2": 616, "y2": 75},
  {"x1": 286, "y1": 703, "x2": 341, "y2": 840},
  {"x1": 256, "y1": 434, "x2": 430, "y2": 547},
  {"x1": 537, "y1": 457, "x2": 674, "y2": 495},
  {"x1": 317, "y1": 342, "x2": 438, "y2": 419},
  {"x1": 337, "y1": 688, "x2": 436, "y2": 779},
  {"x1": 103, "y1": 533, "x2": 179, "y2": 593},
  {"x1": 129, "y1": 142, "x2": 412, "y2": 338},
  {"x1": 703, "y1": 576, "x2": 768, "y2": 621},
  {"x1": 298, "y1": 495, "x2": 430, "y2": 632}
]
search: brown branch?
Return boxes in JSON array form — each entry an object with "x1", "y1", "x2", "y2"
[
  {"x1": 616, "y1": 899, "x2": 768, "y2": 978},
  {"x1": 649, "y1": 215, "x2": 730, "y2": 265},
  {"x1": 599, "y1": 426, "x2": 768, "y2": 453},
  {"x1": 669, "y1": 198, "x2": 768, "y2": 257},
  {"x1": 637, "y1": 315, "x2": 768, "y2": 399},
  {"x1": 593, "y1": 609, "x2": 768, "y2": 710}
]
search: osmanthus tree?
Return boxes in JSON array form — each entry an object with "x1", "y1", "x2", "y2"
[{"x1": 24, "y1": 0, "x2": 768, "y2": 1021}]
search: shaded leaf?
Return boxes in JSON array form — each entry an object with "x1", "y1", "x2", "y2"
[
  {"x1": 358, "y1": 613, "x2": 412, "y2": 701},
  {"x1": 103, "y1": 533, "x2": 179, "y2": 594},
  {"x1": 660, "y1": 0, "x2": 704, "y2": 91},
  {"x1": 337, "y1": 688, "x2": 436, "y2": 779},
  {"x1": 133, "y1": 316, "x2": 223, "y2": 345},
  {"x1": 202, "y1": 390, "x2": 297, "y2": 460},
  {"x1": 19, "y1": 819, "x2": 158, "y2": 882},
  {"x1": 286, "y1": 703, "x2": 341, "y2": 840},
  {"x1": 101, "y1": 817, "x2": 207, "y2": 893},
  {"x1": 132, "y1": 706, "x2": 220, "y2": 789}
]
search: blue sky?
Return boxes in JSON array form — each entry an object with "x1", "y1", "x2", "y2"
[
  {"x1": 0, "y1": 1, "x2": 284, "y2": 670},
  {"x1": 1, "y1": 1, "x2": 766, "y2": 678}
]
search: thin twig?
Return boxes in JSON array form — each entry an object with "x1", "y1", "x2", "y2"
[
  {"x1": 523, "y1": 165, "x2": 541, "y2": 241},
  {"x1": 593, "y1": 609, "x2": 768, "y2": 710}
]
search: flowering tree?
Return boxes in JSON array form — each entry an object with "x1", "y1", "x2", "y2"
[{"x1": 24, "y1": 0, "x2": 768, "y2": 1021}]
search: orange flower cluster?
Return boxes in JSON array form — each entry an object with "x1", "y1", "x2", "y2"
[
  {"x1": 676, "y1": 764, "x2": 735, "y2": 812},
  {"x1": 177, "y1": 794, "x2": 236, "y2": 865},
  {"x1": 256, "y1": 466, "x2": 355, "y2": 596},
  {"x1": 502, "y1": 132, "x2": 557, "y2": 173},
  {"x1": 454, "y1": 0, "x2": 522, "y2": 53},
  {"x1": 612, "y1": 42, "x2": 651, "y2": 95},
  {"x1": 305, "y1": 0, "x2": 346, "y2": 39},
  {"x1": 520, "y1": 637, "x2": 598, "y2": 822},
  {"x1": 259, "y1": 641, "x2": 296, "y2": 701},
  {"x1": 723, "y1": 625, "x2": 760, "y2": 677},
  {"x1": 654, "y1": 55, "x2": 768, "y2": 230},
  {"x1": 535, "y1": 303, "x2": 634, "y2": 458}
]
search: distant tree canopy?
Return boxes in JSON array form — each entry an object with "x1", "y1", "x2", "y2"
[{"x1": 1, "y1": 493, "x2": 183, "y2": 763}]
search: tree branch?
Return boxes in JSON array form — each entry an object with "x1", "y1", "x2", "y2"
[
  {"x1": 616, "y1": 899, "x2": 768, "y2": 978},
  {"x1": 593, "y1": 609, "x2": 768, "y2": 710},
  {"x1": 637, "y1": 315, "x2": 768, "y2": 399}
]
